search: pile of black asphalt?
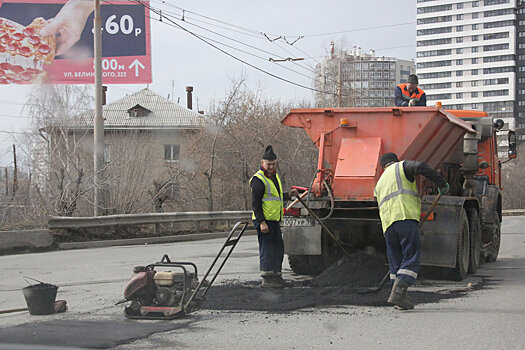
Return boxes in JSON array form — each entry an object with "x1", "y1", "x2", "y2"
[{"x1": 203, "y1": 252, "x2": 471, "y2": 312}]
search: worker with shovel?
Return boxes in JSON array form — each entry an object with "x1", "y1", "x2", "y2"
[
  {"x1": 250, "y1": 145, "x2": 298, "y2": 288},
  {"x1": 374, "y1": 152, "x2": 449, "y2": 310}
]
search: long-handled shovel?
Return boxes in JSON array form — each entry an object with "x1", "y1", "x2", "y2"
[{"x1": 358, "y1": 193, "x2": 443, "y2": 294}]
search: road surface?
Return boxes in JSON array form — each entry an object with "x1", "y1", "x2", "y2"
[{"x1": 0, "y1": 217, "x2": 524, "y2": 349}]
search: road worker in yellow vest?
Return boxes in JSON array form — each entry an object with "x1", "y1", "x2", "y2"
[
  {"x1": 250, "y1": 145, "x2": 298, "y2": 288},
  {"x1": 374, "y1": 152, "x2": 449, "y2": 309}
]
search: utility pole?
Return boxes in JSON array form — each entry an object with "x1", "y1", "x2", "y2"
[
  {"x1": 4, "y1": 167, "x2": 8, "y2": 196},
  {"x1": 12, "y1": 144, "x2": 17, "y2": 196},
  {"x1": 337, "y1": 59, "x2": 342, "y2": 108},
  {"x1": 93, "y1": 0, "x2": 104, "y2": 216}
]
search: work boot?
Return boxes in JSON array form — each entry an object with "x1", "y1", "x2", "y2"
[
  {"x1": 261, "y1": 276, "x2": 284, "y2": 289},
  {"x1": 273, "y1": 275, "x2": 292, "y2": 288},
  {"x1": 387, "y1": 277, "x2": 415, "y2": 310}
]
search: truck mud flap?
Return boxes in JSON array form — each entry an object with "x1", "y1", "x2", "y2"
[
  {"x1": 420, "y1": 195, "x2": 465, "y2": 268},
  {"x1": 282, "y1": 223, "x2": 322, "y2": 255}
]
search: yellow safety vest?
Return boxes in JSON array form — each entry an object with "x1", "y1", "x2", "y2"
[
  {"x1": 249, "y1": 169, "x2": 284, "y2": 221},
  {"x1": 374, "y1": 161, "x2": 421, "y2": 233}
]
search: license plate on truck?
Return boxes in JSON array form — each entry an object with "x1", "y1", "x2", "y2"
[{"x1": 282, "y1": 217, "x2": 315, "y2": 227}]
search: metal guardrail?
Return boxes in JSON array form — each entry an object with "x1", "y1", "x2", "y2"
[
  {"x1": 48, "y1": 208, "x2": 525, "y2": 229},
  {"x1": 48, "y1": 211, "x2": 252, "y2": 229},
  {"x1": 502, "y1": 209, "x2": 525, "y2": 216}
]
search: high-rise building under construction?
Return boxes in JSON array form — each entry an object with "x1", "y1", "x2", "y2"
[{"x1": 314, "y1": 43, "x2": 415, "y2": 108}]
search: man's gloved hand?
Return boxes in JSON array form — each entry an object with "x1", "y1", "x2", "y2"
[
  {"x1": 408, "y1": 99, "x2": 416, "y2": 107},
  {"x1": 438, "y1": 182, "x2": 450, "y2": 195},
  {"x1": 289, "y1": 188, "x2": 299, "y2": 198}
]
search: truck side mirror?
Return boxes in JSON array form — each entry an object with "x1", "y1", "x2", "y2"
[
  {"x1": 508, "y1": 130, "x2": 517, "y2": 159},
  {"x1": 494, "y1": 119, "x2": 505, "y2": 130}
]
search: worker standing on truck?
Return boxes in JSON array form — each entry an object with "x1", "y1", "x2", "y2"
[
  {"x1": 250, "y1": 145, "x2": 298, "y2": 288},
  {"x1": 395, "y1": 74, "x2": 427, "y2": 107},
  {"x1": 374, "y1": 152, "x2": 449, "y2": 309}
]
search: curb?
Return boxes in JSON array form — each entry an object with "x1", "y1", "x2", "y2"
[
  {"x1": 57, "y1": 229, "x2": 257, "y2": 250},
  {"x1": 0, "y1": 229, "x2": 53, "y2": 251}
]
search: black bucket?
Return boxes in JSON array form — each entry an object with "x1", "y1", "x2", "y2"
[{"x1": 22, "y1": 283, "x2": 58, "y2": 315}]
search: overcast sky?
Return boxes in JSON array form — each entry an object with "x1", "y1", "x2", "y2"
[{"x1": 0, "y1": 0, "x2": 417, "y2": 167}]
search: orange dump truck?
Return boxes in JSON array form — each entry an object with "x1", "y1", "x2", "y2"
[{"x1": 281, "y1": 107, "x2": 517, "y2": 280}]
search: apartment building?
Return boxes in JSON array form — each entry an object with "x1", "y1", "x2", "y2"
[{"x1": 416, "y1": 0, "x2": 522, "y2": 145}]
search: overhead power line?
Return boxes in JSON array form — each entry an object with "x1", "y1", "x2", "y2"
[
  {"x1": 105, "y1": 0, "x2": 415, "y2": 98},
  {"x1": 299, "y1": 22, "x2": 416, "y2": 38},
  {"x1": 146, "y1": 0, "x2": 414, "y2": 41},
  {"x1": 131, "y1": 0, "x2": 330, "y2": 95}
]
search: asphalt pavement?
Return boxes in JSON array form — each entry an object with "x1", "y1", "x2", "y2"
[{"x1": 0, "y1": 217, "x2": 524, "y2": 349}]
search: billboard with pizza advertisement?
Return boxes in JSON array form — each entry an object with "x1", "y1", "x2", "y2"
[{"x1": 0, "y1": 0, "x2": 151, "y2": 84}]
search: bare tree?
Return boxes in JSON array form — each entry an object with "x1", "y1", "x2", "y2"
[
  {"x1": 502, "y1": 144, "x2": 525, "y2": 209},
  {"x1": 102, "y1": 129, "x2": 196, "y2": 215},
  {"x1": 191, "y1": 78, "x2": 318, "y2": 213},
  {"x1": 25, "y1": 85, "x2": 94, "y2": 217}
]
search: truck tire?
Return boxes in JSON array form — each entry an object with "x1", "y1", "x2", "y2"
[
  {"x1": 288, "y1": 255, "x2": 317, "y2": 275},
  {"x1": 452, "y1": 208, "x2": 470, "y2": 281},
  {"x1": 287, "y1": 254, "x2": 331, "y2": 276},
  {"x1": 485, "y1": 210, "x2": 501, "y2": 263},
  {"x1": 467, "y1": 207, "x2": 481, "y2": 274},
  {"x1": 288, "y1": 229, "x2": 343, "y2": 276}
]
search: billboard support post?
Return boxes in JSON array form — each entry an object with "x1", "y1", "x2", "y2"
[{"x1": 94, "y1": 0, "x2": 104, "y2": 216}]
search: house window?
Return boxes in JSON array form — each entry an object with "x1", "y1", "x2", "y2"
[
  {"x1": 456, "y1": 93, "x2": 463, "y2": 99},
  {"x1": 456, "y1": 82, "x2": 463, "y2": 87},
  {"x1": 164, "y1": 144, "x2": 180, "y2": 162},
  {"x1": 104, "y1": 144, "x2": 111, "y2": 163},
  {"x1": 127, "y1": 104, "x2": 152, "y2": 118}
]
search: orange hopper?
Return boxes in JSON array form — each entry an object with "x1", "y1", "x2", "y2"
[{"x1": 281, "y1": 107, "x2": 475, "y2": 201}]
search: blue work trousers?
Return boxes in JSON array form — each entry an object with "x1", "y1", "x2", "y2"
[
  {"x1": 385, "y1": 219, "x2": 421, "y2": 285},
  {"x1": 253, "y1": 220, "x2": 284, "y2": 275}
]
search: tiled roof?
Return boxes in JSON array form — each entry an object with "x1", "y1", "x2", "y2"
[{"x1": 72, "y1": 88, "x2": 205, "y2": 130}]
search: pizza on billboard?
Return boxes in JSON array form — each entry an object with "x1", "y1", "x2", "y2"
[
  {"x1": 0, "y1": 16, "x2": 56, "y2": 84},
  {"x1": 0, "y1": 0, "x2": 151, "y2": 85}
]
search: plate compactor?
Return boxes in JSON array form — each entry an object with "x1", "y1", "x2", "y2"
[{"x1": 117, "y1": 220, "x2": 249, "y2": 320}]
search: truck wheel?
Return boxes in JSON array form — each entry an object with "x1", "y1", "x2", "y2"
[
  {"x1": 467, "y1": 207, "x2": 481, "y2": 274},
  {"x1": 288, "y1": 231, "x2": 342, "y2": 276},
  {"x1": 288, "y1": 255, "x2": 316, "y2": 275},
  {"x1": 452, "y1": 208, "x2": 470, "y2": 281},
  {"x1": 485, "y1": 210, "x2": 501, "y2": 263}
]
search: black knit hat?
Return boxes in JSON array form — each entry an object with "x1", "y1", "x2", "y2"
[
  {"x1": 407, "y1": 74, "x2": 418, "y2": 84},
  {"x1": 380, "y1": 152, "x2": 399, "y2": 167},
  {"x1": 262, "y1": 145, "x2": 277, "y2": 160}
]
